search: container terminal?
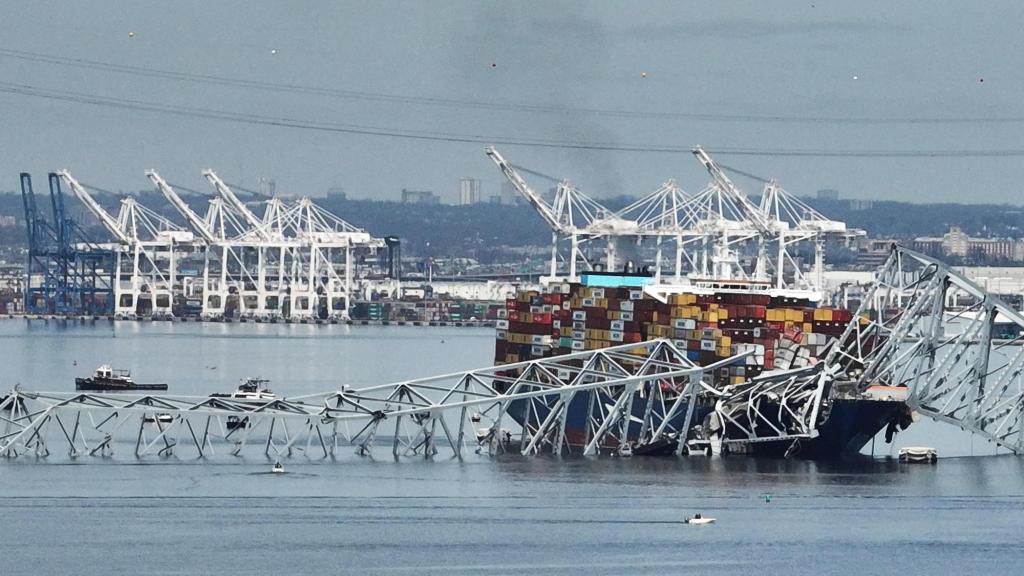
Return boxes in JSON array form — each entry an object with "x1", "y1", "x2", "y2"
[{"x1": 3, "y1": 149, "x2": 1024, "y2": 462}]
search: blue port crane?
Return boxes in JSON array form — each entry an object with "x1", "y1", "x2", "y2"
[{"x1": 19, "y1": 172, "x2": 115, "y2": 315}]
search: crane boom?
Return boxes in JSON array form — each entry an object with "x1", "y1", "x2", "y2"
[
  {"x1": 147, "y1": 170, "x2": 218, "y2": 244},
  {"x1": 57, "y1": 169, "x2": 132, "y2": 244},
  {"x1": 202, "y1": 169, "x2": 269, "y2": 240},
  {"x1": 485, "y1": 146, "x2": 568, "y2": 234},
  {"x1": 691, "y1": 146, "x2": 774, "y2": 236}
]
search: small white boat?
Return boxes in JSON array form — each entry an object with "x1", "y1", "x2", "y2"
[
  {"x1": 143, "y1": 413, "x2": 173, "y2": 424},
  {"x1": 684, "y1": 516, "x2": 715, "y2": 525},
  {"x1": 898, "y1": 446, "x2": 938, "y2": 463},
  {"x1": 211, "y1": 377, "x2": 277, "y2": 402},
  {"x1": 271, "y1": 462, "x2": 285, "y2": 474},
  {"x1": 618, "y1": 442, "x2": 634, "y2": 457}
]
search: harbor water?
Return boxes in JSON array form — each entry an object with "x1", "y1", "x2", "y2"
[{"x1": 1, "y1": 319, "x2": 1022, "y2": 575}]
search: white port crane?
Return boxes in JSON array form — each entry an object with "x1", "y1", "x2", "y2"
[
  {"x1": 202, "y1": 169, "x2": 272, "y2": 241},
  {"x1": 488, "y1": 145, "x2": 859, "y2": 299},
  {"x1": 60, "y1": 169, "x2": 194, "y2": 317},
  {"x1": 487, "y1": 146, "x2": 642, "y2": 280}
]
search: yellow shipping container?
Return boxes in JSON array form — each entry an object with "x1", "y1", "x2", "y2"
[
  {"x1": 720, "y1": 335, "x2": 732, "y2": 348},
  {"x1": 607, "y1": 311, "x2": 621, "y2": 320},
  {"x1": 718, "y1": 347, "x2": 731, "y2": 357},
  {"x1": 803, "y1": 322, "x2": 813, "y2": 333}
]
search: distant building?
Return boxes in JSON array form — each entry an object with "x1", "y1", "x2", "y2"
[
  {"x1": 458, "y1": 178, "x2": 481, "y2": 205},
  {"x1": 500, "y1": 181, "x2": 519, "y2": 205},
  {"x1": 817, "y1": 189, "x2": 840, "y2": 201},
  {"x1": 259, "y1": 177, "x2": 276, "y2": 198},
  {"x1": 401, "y1": 189, "x2": 440, "y2": 204},
  {"x1": 327, "y1": 187, "x2": 347, "y2": 201},
  {"x1": 0, "y1": 215, "x2": 15, "y2": 228},
  {"x1": 488, "y1": 195, "x2": 502, "y2": 204},
  {"x1": 848, "y1": 199, "x2": 874, "y2": 211},
  {"x1": 914, "y1": 226, "x2": 1024, "y2": 261}
]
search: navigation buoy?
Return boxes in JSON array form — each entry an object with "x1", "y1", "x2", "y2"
[
  {"x1": 270, "y1": 49, "x2": 277, "y2": 55},
  {"x1": 128, "y1": 31, "x2": 136, "y2": 38},
  {"x1": 641, "y1": 71, "x2": 647, "y2": 78}
]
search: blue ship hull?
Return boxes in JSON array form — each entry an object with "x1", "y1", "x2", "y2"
[{"x1": 504, "y1": 393, "x2": 904, "y2": 460}]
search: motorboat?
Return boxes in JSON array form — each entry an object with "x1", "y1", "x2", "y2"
[
  {"x1": 142, "y1": 413, "x2": 173, "y2": 424},
  {"x1": 898, "y1": 446, "x2": 938, "y2": 463},
  {"x1": 684, "y1": 515, "x2": 715, "y2": 525},
  {"x1": 76, "y1": 365, "x2": 168, "y2": 392},
  {"x1": 211, "y1": 377, "x2": 277, "y2": 402}
]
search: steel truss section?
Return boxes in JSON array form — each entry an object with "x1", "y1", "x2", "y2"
[
  {"x1": 712, "y1": 364, "x2": 831, "y2": 455},
  {"x1": 0, "y1": 340, "x2": 752, "y2": 461},
  {"x1": 828, "y1": 246, "x2": 1024, "y2": 453}
]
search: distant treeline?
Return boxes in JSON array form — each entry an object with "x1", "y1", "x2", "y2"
[{"x1": 1, "y1": 189, "x2": 1023, "y2": 255}]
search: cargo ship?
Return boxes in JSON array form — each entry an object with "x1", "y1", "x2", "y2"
[{"x1": 493, "y1": 272, "x2": 907, "y2": 459}]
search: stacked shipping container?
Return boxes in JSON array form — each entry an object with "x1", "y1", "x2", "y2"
[{"x1": 494, "y1": 282, "x2": 858, "y2": 387}]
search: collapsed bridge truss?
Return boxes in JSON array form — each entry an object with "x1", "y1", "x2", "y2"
[
  {"x1": 0, "y1": 340, "x2": 754, "y2": 460},
  {"x1": 828, "y1": 246, "x2": 1024, "y2": 452}
]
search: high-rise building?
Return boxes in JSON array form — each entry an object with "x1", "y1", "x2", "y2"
[
  {"x1": 459, "y1": 178, "x2": 481, "y2": 205},
  {"x1": 816, "y1": 189, "x2": 840, "y2": 200}
]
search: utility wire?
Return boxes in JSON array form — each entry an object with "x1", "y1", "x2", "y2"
[
  {"x1": 4, "y1": 79, "x2": 1024, "y2": 158},
  {"x1": 2, "y1": 46, "x2": 1023, "y2": 125}
]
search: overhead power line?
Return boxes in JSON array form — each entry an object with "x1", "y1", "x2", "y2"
[
  {"x1": 3, "y1": 79, "x2": 1024, "y2": 158},
  {"x1": 1, "y1": 46, "x2": 1023, "y2": 125}
]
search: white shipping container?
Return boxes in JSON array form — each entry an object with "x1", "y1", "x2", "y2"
[
  {"x1": 620, "y1": 301, "x2": 635, "y2": 311},
  {"x1": 620, "y1": 311, "x2": 634, "y2": 321},
  {"x1": 495, "y1": 319, "x2": 509, "y2": 329},
  {"x1": 629, "y1": 290, "x2": 642, "y2": 300},
  {"x1": 572, "y1": 320, "x2": 586, "y2": 330},
  {"x1": 610, "y1": 320, "x2": 625, "y2": 331},
  {"x1": 497, "y1": 309, "x2": 508, "y2": 319},
  {"x1": 610, "y1": 331, "x2": 624, "y2": 342},
  {"x1": 571, "y1": 341, "x2": 586, "y2": 351},
  {"x1": 700, "y1": 340, "x2": 717, "y2": 351},
  {"x1": 591, "y1": 288, "x2": 605, "y2": 299},
  {"x1": 496, "y1": 330, "x2": 507, "y2": 340},
  {"x1": 572, "y1": 311, "x2": 586, "y2": 321},
  {"x1": 582, "y1": 298, "x2": 596, "y2": 307},
  {"x1": 573, "y1": 330, "x2": 586, "y2": 340},
  {"x1": 552, "y1": 319, "x2": 561, "y2": 329}
]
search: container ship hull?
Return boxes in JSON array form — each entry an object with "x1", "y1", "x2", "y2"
[{"x1": 502, "y1": 395, "x2": 903, "y2": 459}]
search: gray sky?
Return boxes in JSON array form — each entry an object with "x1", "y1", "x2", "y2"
[{"x1": 1, "y1": 1, "x2": 1022, "y2": 204}]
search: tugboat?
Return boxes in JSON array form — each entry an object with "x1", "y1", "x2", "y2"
[
  {"x1": 75, "y1": 365, "x2": 168, "y2": 392},
  {"x1": 211, "y1": 377, "x2": 277, "y2": 402}
]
